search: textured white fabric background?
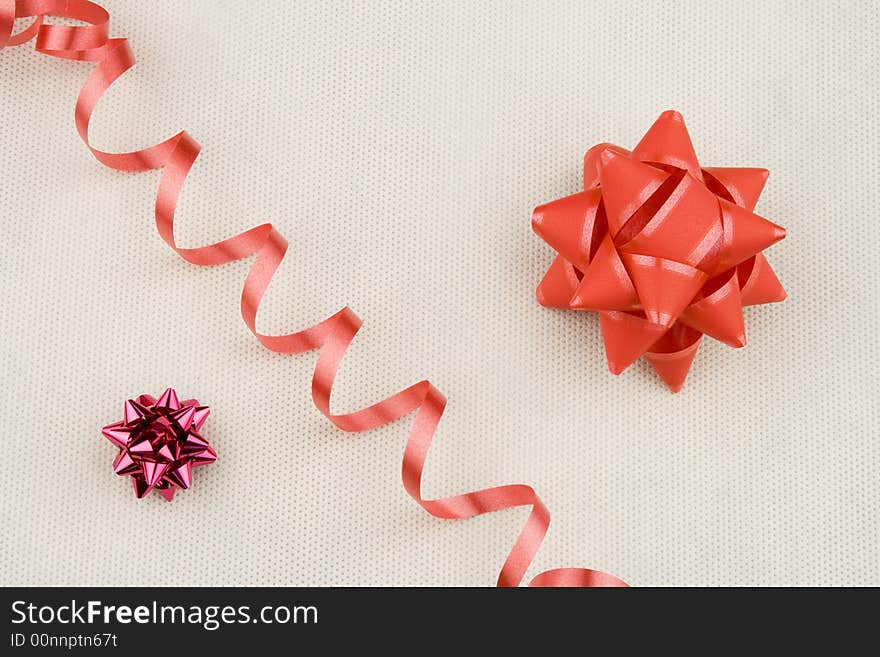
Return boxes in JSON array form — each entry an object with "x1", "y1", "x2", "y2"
[{"x1": 1, "y1": 0, "x2": 878, "y2": 586}]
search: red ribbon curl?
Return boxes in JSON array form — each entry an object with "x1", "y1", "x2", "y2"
[{"x1": 1, "y1": 0, "x2": 626, "y2": 587}]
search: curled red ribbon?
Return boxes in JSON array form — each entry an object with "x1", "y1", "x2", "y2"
[{"x1": 1, "y1": 0, "x2": 627, "y2": 587}]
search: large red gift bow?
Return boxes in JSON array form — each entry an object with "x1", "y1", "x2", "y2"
[
  {"x1": 532, "y1": 113, "x2": 787, "y2": 392},
  {"x1": 1, "y1": 0, "x2": 626, "y2": 587}
]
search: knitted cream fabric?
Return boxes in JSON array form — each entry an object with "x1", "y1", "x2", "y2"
[{"x1": 1, "y1": 0, "x2": 877, "y2": 586}]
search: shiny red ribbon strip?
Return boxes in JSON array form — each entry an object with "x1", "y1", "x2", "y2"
[{"x1": 1, "y1": 0, "x2": 626, "y2": 587}]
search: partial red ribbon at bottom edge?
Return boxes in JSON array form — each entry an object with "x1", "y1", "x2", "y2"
[{"x1": 0, "y1": 0, "x2": 627, "y2": 587}]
